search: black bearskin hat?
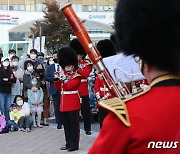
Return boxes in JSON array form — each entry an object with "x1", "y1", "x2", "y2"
[
  {"x1": 110, "y1": 34, "x2": 118, "y2": 52},
  {"x1": 58, "y1": 47, "x2": 78, "y2": 70},
  {"x1": 96, "y1": 39, "x2": 116, "y2": 58},
  {"x1": 69, "y1": 38, "x2": 87, "y2": 58},
  {"x1": 115, "y1": 0, "x2": 180, "y2": 73}
]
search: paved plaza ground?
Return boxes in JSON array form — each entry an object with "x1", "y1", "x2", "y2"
[{"x1": 0, "y1": 123, "x2": 99, "y2": 154}]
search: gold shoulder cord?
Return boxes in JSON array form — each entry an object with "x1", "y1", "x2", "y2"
[
  {"x1": 99, "y1": 74, "x2": 180, "y2": 127},
  {"x1": 72, "y1": 72, "x2": 81, "y2": 79}
]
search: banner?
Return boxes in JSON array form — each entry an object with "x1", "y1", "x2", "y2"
[
  {"x1": 0, "y1": 13, "x2": 19, "y2": 25},
  {"x1": 28, "y1": 36, "x2": 45, "y2": 54}
]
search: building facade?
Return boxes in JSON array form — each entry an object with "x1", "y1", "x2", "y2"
[
  {"x1": 0, "y1": 0, "x2": 117, "y2": 12},
  {"x1": 0, "y1": 0, "x2": 117, "y2": 56}
]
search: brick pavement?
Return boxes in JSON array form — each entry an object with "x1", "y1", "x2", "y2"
[{"x1": 0, "y1": 123, "x2": 98, "y2": 154}]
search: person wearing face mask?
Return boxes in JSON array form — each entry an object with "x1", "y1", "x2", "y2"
[
  {"x1": 45, "y1": 51, "x2": 63, "y2": 129},
  {"x1": 8, "y1": 49, "x2": 16, "y2": 61},
  {"x1": 14, "y1": 95, "x2": 31, "y2": 132},
  {"x1": 8, "y1": 103, "x2": 26, "y2": 132},
  {"x1": 10, "y1": 56, "x2": 24, "y2": 101},
  {"x1": 23, "y1": 60, "x2": 40, "y2": 101},
  {"x1": 35, "y1": 63, "x2": 50, "y2": 126},
  {"x1": 47, "y1": 57, "x2": 55, "y2": 66},
  {"x1": 37, "y1": 52, "x2": 46, "y2": 65},
  {"x1": 0, "y1": 57, "x2": 16, "y2": 122},
  {"x1": 28, "y1": 77, "x2": 44, "y2": 128},
  {"x1": 29, "y1": 49, "x2": 39, "y2": 66}
]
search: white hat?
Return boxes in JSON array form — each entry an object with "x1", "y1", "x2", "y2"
[{"x1": 1, "y1": 57, "x2": 9, "y2": 62}]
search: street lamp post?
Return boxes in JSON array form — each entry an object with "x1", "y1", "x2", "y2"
[{"x1": 39, "y1": 24, "x2": 42, "y2": 52}]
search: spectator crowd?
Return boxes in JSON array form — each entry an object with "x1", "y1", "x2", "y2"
[{"x1": 0, "y1": 38, "x2": 147, "y2": 152}]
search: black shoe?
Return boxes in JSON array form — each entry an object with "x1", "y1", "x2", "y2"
[
  {"x1": 61, "y1": 146, "x2": 69, "y2": 150},
  {"x1": 57, "y1": 124, "x2": 62, "y2": 129},
  {"x1": 68, "y1": 148, "x2": 78, "y2": 152},
  {"x1": 44, "y1": 123, "x2": 49, "y2": 126},
  {"x1": 86, "y1": 131, "x2": 92, "y2": 135}
]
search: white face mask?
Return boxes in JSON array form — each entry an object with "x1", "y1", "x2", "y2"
[
  {"x1": 12, "y1": 61, "x2": 19, "y2": 67},
  {"x1": 13, "y1": 109, "x2": 18, "y2": 113},
  {"x1": 17, "y1": 100, "x2": 23, "y2": 106},
  {"x1": 49, "y1": 61, "x2": 54, "y2": 65},
  {"x1": 2, "y1": 61, "x2": 9, "y2": 67},
  {"x1": 27, "y1": 66, "x2": 34, "y2": 72},
  {"x1": 30, "y1": 54, "x2": 37, "y2": 60}
]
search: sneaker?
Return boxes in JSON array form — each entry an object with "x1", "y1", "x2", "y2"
[
  {"x1": 10, "y1": 125, "x2": 14, "y2": 132},
  {"x1": 26, "y1": 128, "x2": 30, "y2": 132},
  {"x1": 37, "y1": 125, "x2": 43, "y2": 128},
  {"x1": 18, "y1": 128, "x2": 26, "y2": 132},
  {"x1": 44, "y1": 123, "x2": 49, "y2": 126},
  {"x1": 86, "y1": 131, "x2": 92, "y2": 135},
  {"x1": 33, "y1": 125, "x2": 37, "y2": 128}
]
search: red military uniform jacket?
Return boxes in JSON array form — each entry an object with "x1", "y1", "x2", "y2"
[
  {"x1": 77, "y1": 60, "x2": 92, "y2": 96},
  {"x1": 54, "y1": 72, "x2": 81, "y2": 112},
  {"x1": 89, "y1": 75, "x2": 180, "y2": 154},
  {"x1": 94, "y1": 74, "x2": 112, "y2": 100}
]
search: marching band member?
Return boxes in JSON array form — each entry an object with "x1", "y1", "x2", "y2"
[
  {"x1": 94, "y1": 39, "x2": 116, "y2": 128},
  {"x1": 54, "y1": 47, "x2": 81, "y2": 152},
  {"x1": 89, "y1": 0, "x2": 180, "y2": 153},
  {"x1": 70, "y1": 38, "x2": 92, "y2": 135}
]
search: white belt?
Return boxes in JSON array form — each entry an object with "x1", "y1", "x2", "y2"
[
  {"x1": 100, "y1": 87, "x2": 109, "y2": 92},
  {"x1": 61, "y1": 90, "x2": 78, "y2": 95},
  {"x1": 81, "y1": 79, "x2": 87, "y2": 82}
]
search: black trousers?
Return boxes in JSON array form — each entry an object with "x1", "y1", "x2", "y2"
[
  {"x1": 62, "y1": 110, "x2": 80, "y2": 149},
  {"x1": 98, "y1": 107, "x2": 108, "y2": 128},
  {"x1": 81, "y1": 95, "x2": 91, "y2": 132},
  {"x1": 52, "y1": 91, "x2": 63, "y2": 125}
]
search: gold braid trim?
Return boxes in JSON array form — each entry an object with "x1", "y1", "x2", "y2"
[
  {"x1": 99, "y1": 97, "x2": 131, "y2": 127},
  {"x1": 71, "y1": 72, "x2": 81, "y2": 79},
  {"x1": 150, "y1": 74, "x2": 180, "y2": 88},
  {"x1": 99, "y1": 74, "x2": 180, "y2": 127}
]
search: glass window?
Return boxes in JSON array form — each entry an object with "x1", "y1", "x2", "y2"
[
  {"x1": 72, "y1": 4, "x2": 77, "y2": 11},
  {"x1": 93, "y1": 5, "x2": 96, "y2": 11},
  {"x1": 9, "y1": 32, "x2": 26, "y2": 41},
  {"x1": 36, "y1": 4, "x2": 43, "y2": 11},
  {"x1": 109, "y1": 6, "x2": 114, "y2": 11},
  {"x1": 77, "y1": 4, "x2": 82, "y2": 12},
  {"x1": 20, "y1": 5, "x2": 25, "y2": 11},
  {"x1": 1, "y1": 5, "x2": 8, "y2": 10},
  {"x1": 88, "y1": 5, "x2": 92, "y2": 12},
  {"x1": 9, "y1": 5, "x2": 13, "y2": 10},
  {"x1": 13, "y1": 5, "x2": 19, "y2": 11},
  {"x1": 98, "y1": 6, "x2": 103, "y2": 11},
  {"x1": 104, "y1": 6, "x2": 109, "y2": 11},
  {"x1": 26, "y1": 5, "x2": 30, "y2": 11}
]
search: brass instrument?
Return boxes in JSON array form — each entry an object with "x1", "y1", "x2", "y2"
[{"x1": 114, "y1": 67, "x2": 147, "y2": 95}]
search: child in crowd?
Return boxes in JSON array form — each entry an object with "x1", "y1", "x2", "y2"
[
  {"x1": 28, "y1": 77, "x2": 43, "y2": 128},
  {"x1": 0, "y1": 113, "x2": 9, "y2": 134},
  {"x1": 8, "y1": 103, "x2": 26, "y2": 132}
]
